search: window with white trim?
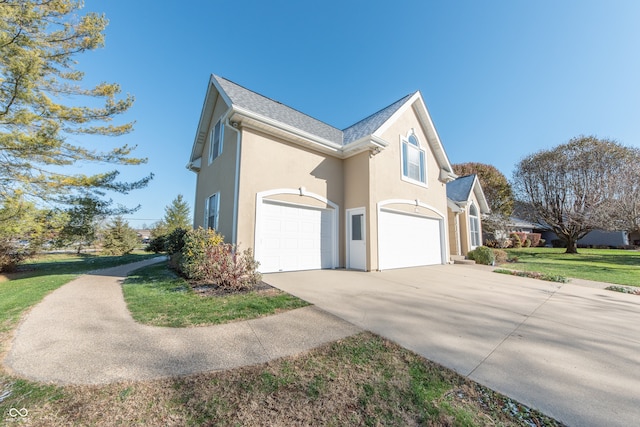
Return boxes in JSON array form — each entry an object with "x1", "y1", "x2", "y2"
[
  {"x1": 208, "y1": 119, "x2": 224, "y2": 164},
  {"x1": 205, "y1": 193, "x2": 219, "y2": 230},
  {"x1": 469, "y1": 204, "x2": 481, "y2": 247},
  {"x1": 401, "y1": 132, "x2": 426, "y2": 185}
]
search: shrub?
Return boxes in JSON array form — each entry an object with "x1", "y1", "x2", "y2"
[
  {"x1": 510, "y1": 233, "x2": 522, "y2": 249},
  {"x1": 101, "y1": 217, "x2": 139, "y2": 256},
  {"x1": 538, "y1": 239, "x2": 546, "y2": 247},
  {"x1": 145, "y1": 236, "x2": 165, "y2": 253},
  {"x1": 0, "y1": 240, "x2": 32, "y2": 272},
  {"x1": 528, "y1": 233, "x2": 541, "y2": 248},
  {"x1": 523, "y1": 238, "x2": 531, "y2": 248},
  {"x1": 471, "y1": 246, "x2": 495, "y2": 265},
  {"x1": 165, "y1": 227, "x2": 188, "y2": 254},
  {"x1": 204, "y1": 244, "x2": 261, "y2": 291},
  {"x1": 492, "y1": 249, "x2": 508, "y2": 265},
  {"x1": 180, "y1": 227, "x2": 225, "y2": 278},
  {"x1": 484, "y1": 239, "x2": 500, "y2": 248}
]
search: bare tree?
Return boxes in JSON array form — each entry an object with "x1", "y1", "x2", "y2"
[
  {"x1": 513, "y1": 136, "x2": 632, "y2": 254},
  {"x1": 608, "y1": 147, "x2": 640, "y2": 242}
]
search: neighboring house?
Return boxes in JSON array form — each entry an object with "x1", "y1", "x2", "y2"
[
  {"x1": 506, "y1": 217, "x2": 539, "y2": 234},
  {"x1": 503, "y1": 218, "x2": 639, "y2": 248},
  {"x1": 541, "y1": 230, "x2": 638, "y2": 248},
  {"x1": 187, "y1": 74, "x2": 487, "y2": 272},
  {"x1": 446, "y1": 174, "x2": 490, "y2": 256}
]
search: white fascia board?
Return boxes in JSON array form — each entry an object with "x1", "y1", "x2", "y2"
[
  {"x1": 231, "y1": 106, "x2": 343, "y2": 154},
  {"x1": 369, "y1": 91, "x2": 456, "y2": 180},
  {"x1": 412, "y1": 97, "x2": 454, "y2": 175},
  {"x1": 472, "y1": 176, "x2": 491, "y2": 214},
  {"x1": 186, "y1": 157, "x2": 202, "y2": 172},
  {"x1": 190, "y1": 77, "x2": 216, "y2": 162},
  {"x1": 439, "y1": 168, "x2": 457, "y2": 183},
  {"x1": 372, "y1": 92, "x2": 421, "y2": 138},
  {"x1": 190, "y1": 76, "x2": 233, "y2": 163},
  {"x1": 447, "y1": 198, "x2": 463, "y2": 213},
  {"x1": 341, "y1": 135, "x2": 388, "y2": 158}
]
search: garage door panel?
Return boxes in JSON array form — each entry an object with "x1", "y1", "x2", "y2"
[
  {"x1": 379, "y1": 210, "x2": 442, "y2": 270},
  {"x1": 258, "y1": 202, "x2": 334, "y2": 273}
]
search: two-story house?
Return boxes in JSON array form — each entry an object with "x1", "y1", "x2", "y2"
[{"x1": 187, "y1": 75, "x2": 488, "y2": 272}]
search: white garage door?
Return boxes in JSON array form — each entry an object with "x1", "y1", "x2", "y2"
[
  {"x1": 378, "y1": 209, "x2": 443, "y2": 270},
  {"x1": 257, "y1": 201, "x2": 335, "y2": 273}
]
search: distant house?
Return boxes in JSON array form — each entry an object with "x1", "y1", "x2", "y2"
[
  {"x1": 446, "y1": 174, "x2": 490, "y2": 256},
  {"x1": 503, "y1": 218, "x2": 639, "y2": 248},
  {"x1": 187, "y1": 74, "x2": 489, "y2": 272}
]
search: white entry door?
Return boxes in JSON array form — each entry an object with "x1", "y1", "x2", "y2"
[{"x1": 347, "y1": 208, "x2": 366, "y2": 270}]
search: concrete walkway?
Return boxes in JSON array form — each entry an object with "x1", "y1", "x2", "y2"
[
  {"x1": 4, "y1": 258, "x2": 360, "y2": 385},
  {"x1": 265, "y1": 265, "x2": 640, "y2": 427}
]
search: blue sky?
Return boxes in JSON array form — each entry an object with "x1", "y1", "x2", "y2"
[{"x1": 77, "y1": 0, "x2": 640, "y2": 228}]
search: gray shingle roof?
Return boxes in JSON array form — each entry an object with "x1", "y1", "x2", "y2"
[
  {"x1": 342, "y1": 93, "x2": 415, "y2": 144},
  {"x1": 214, "y1": 75, "x2": 415, "y2": 146},
  {"x1": 446, "y1": 174, "x2": 476, "y2": 202},
  {"x1": 214, "y1": 75, "x2": 343, "y2": 144}
]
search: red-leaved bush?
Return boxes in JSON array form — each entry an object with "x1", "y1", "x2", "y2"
[
  {"x1": 181, "y1": 229, "x2": 261, "y2": 291},
  {"x1": 199, "y1": 244, "x2": 261, "y2": 291}
]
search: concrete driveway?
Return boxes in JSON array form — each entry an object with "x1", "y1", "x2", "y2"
[{"x1": 265, "y1": 264, "x2": 640, "y2": 427}]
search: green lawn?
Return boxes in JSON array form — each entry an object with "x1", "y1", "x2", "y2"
[
  {"x1": 122, "y1": 263, "x2": 309, "y2": 327},
  {"x1": 0, "y1": 253, "x2": 563, "y2": 426},
  {"x1": 503, "y1": 248, "x2": 640, "y2": 286}
]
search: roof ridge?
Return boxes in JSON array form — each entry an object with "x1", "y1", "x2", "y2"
[
  {"x1": 213, "y1": 75, "x2": 342, "y2": 133},
  {"x1": 342, "y1": 92, "x2": 416, "y2": 132}
]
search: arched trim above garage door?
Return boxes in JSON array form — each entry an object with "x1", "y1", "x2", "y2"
[
  {"x1": 376, "y1": 199, "x2": 448, "y2": 270},
  {"x1": 255, "y1": 189, "x2": 339, "y2": 272}
]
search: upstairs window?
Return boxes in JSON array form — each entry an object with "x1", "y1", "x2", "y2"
[
  {"x1": 469, "y1": 204, "x2": 481, "y2": 248},
  {"x1": 401, "y1": 132, "x2": 426, "y2": 185},
  {"x1": 205, "y1": 193, "x2": 219, "y2": 230},
  {"x1": 208, "y1": 119, "x2": 224, "y2": 164}
]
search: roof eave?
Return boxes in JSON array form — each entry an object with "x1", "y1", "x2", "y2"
[
  {"x1": 370, "y1": 92, "x2": 455, "y2": 182},
  {"x1": 189, "y1": 75, "x2": 233, "y2": 163},
  {"x1": 471, "y1": 176, "x2": 491, "y2": 214},
  {"x1": 341, "y1": 135, "x2": 389, "y2": 158},
  {"x1": 230, "y1": 106, "x2": 343, "y2": 155}
]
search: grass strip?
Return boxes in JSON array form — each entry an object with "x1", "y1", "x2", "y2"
[
  {"x1": 503, "y1": 248, "x2": 639, "y2": 286},
  {"x1": 122, "y1": 263, "x2": 309, "y2": 327}
]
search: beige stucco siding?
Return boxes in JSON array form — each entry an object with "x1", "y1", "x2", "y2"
[
  {"x1": 447, "y1": 209, "x2": 461, "y2": 256},
  {"x1": 193, "y1": 100, "x2": 238, "y2": 242},
  {"x1": 452, "y1": 191, "x2": 484, "y2": 256},
  {"x1": 235, "y1": 126, "x2": 345, "y2": 264},
  {"x1": 344, "y1": 151, "x2": 370, "y2": 269},
  {"x1": 366, "y1": 109, "x2": 450, "y2": 269},
  {"x1": 193, "y1": 130, "x2": 238, "y2": 241}
]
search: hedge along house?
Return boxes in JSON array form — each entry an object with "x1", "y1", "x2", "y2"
[
  {"x1": 446, "y1": 174, "x2": 490, "y2": 257},
  {"x1": 188, "y1": 74, "x2": 487, "y2": 273}
]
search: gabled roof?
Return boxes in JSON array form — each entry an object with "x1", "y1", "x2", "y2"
[
  {"x1": 447, "y1": 174, "x2": 476, "y2": 201},
  {"x1": 343, "y1": 93, "x2": 414, "y2": 144},
  {"x1": 446, "y1": 174, "x2": 491, "y2": 214},
  {"x1": 215, "y1": 76, "x2": 343, "y2": 145},
  {"x1": 189, "y1": 74, "x2": 456, "y2": 180}
]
